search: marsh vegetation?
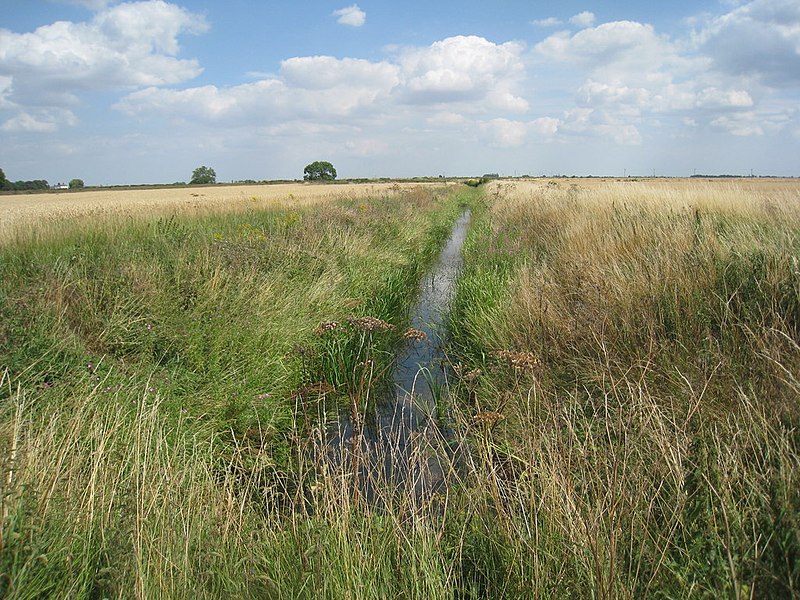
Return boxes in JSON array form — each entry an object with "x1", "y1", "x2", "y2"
[{"x1": 1, "y1": 179, "x2": 798, "y2": 598}]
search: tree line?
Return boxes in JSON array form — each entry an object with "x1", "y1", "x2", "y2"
[{"x1": 0, "y1": 167, "x2": 84, "y2": 191}]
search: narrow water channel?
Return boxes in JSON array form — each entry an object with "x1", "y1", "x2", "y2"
[{"x1": 325, "y1": 210, "x2": 471, "y2": 499}]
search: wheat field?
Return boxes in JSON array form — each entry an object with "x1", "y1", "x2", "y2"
[{"x1": 0, "y1": 182, "x2": 450, "y2": 240}]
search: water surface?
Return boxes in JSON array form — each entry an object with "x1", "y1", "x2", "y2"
[{"x1": 325, "y1": 210, "x2": 471, "y2": 499}]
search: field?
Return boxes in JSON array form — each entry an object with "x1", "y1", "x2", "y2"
[
  {"x1": 1, "y1": 179, "x2": 799, "y2": 598},
  {"x1": 0, "y1": 182, "x2": 449, "y2": 239}
]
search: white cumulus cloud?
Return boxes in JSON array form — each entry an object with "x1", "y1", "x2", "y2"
[
  {"x1": 532, "y1": 17, "x2": 562, "y2": 27},
  {"x1": 532, "y1": 14, "x2": 790, "y2": 144},
  {"x1": 332, "y1": 4, "x2": 366, "y2": 27},
  {"x1": 397, "y1": 36, "x2": 526, "y2": 107},
  {"x1": 0, "y1": 0, "x2": 208, "y2": 130},
  {"x1": 698, "y1": 0, "x2": 800, "y2": 87},
  {"x1": 115, "y1": 34, "x2": 533, "y2": 152},
  {"x1": 1, "y1": 108, "x2": 77, "y2": 132},
  {"x1": 569, "y1": 11, "x2": 596, "y2": 28},
  {"x1": 480, "y1": 118, "x2": 529, "y2": 147}
]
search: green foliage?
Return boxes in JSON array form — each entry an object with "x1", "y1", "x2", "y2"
[
  {"x1": 69, "y1": 178, "x2": 84, "y2": 189},
  {"x1": 0, "y1": 168, "x2": 51, "y2": 191},
  {"x1": 9, "y1": 179, "x2": 49, "y2": 191},
  {"x1": 303, "y1": 160, "x2": 337, "y2": 181},
  {"x1": 0, "y1": 185, "x2": 467, "y2": 597},
  {"x1": 190, "y1": 165, "x2": 216, "y2": 184}
]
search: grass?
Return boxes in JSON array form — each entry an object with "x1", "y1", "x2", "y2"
[
  {"x1": 0, "y1": 184, "x2": 468, "y2": 597},
  {"x1": 1, "y1": 178, "x2": 798, "y2": 598},
  {"x1": 448, "y1": 179, "x2": 800, "y2": 597}
]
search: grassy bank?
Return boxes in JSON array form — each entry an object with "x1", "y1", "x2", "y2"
[
  {"x1": 448, "y1": 179, "x2": 800, "y2": 597},
  {"x1": 0, "y1": 185, "x2": 467, "y2": 598},
  {"x1": 2, "y1": 178, "x2": 798, "y2": 598}
]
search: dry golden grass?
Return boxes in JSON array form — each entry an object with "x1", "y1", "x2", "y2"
[
  {"x1": 448, "y1": 177, "x2": 800, "y2": 597},
  {"x1": 0, "y1": 182, "x2": 448, "y2": 242},
  {"x1": 479, "y1": 177, "x2": 800, "y2": 358}
]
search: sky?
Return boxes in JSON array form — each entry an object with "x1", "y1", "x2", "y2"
[{"x1": 0, "y1": 0, "x2": 798, "y2": 185}]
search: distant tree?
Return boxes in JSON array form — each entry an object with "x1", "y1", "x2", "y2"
[
  {"x1": 303, "y1": 161, "x2": 337, "y2": 181},
  {"x1": 191, "y1": 166, "x2": 216, "y2": 184},
  {"x1": 0, "y1": 168, "x2": 13, "y2": 191},
  {"x1": 69, "y1": 178, "x2": 85, "y2": 189},
  {"x1": 13, "y1": 180, "x2": 49, "y2": 191}
]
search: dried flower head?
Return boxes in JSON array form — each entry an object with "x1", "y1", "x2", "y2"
[
  {"x1": 347, "y1": 316, "x2": 394, "y2": 333},
  {"x1": 291, "y1": 344, "x2": 314, "y2": 358},
  {"x1": 403, "y1": 328, "x2": 427, "y2": 342},
  {"x1": 314, "y1": 320, "x2": 340, "y2": 336},
  {"x1": 463, "y1": 368, "x2": 482, "y2": 383},
  {"x1": 472, "y1": 411, "x2": 505, "y2": 426},
  {"x1": 490, "y1": 350, "x2": 540, "y2": 370}
]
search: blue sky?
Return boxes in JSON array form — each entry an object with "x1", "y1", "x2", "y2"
[{"x1": 0, "y1": 0, "x2": 798, "y2": 184}]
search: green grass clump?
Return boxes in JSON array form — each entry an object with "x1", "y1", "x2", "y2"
[{"x1": 0, "y1": 185, "x2": 471, "y2": 598}]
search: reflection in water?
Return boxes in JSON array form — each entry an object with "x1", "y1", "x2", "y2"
[{"x1": 325, "y1": 210, "x2": 471, "y2": 501}]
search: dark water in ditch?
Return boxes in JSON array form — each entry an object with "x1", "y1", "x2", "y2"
[{"x1": 325, "y1": 210, "x2": 471, "y2": 500}]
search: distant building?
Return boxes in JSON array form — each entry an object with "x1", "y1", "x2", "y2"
[{"x1": 53, "y1": 183, "x2": 69, "y2": 190}]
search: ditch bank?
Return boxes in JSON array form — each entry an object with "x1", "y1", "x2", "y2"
[{"x1": 323, "y1": 209, "x2": 472, "y2": 501}]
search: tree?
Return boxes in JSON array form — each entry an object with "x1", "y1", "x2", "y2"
[
  {"x1": 0, "y1": 168, "x2": 12, "y2": 191},
  {"x1": 303, "y1": 161, "x2": 337, "y2": 181},
  {"x1": 191, "y1": 165, "x2": 216, "y2": 184},
  {"x1": 69, "y1": 178, "x2": 84, "y2": 189}
]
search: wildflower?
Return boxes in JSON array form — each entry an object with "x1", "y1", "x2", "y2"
[
  {"x1": 314, "y1": 320, "x2": 340, "y2": 336},
  {"x1": 255, "y1": 393, "x2": 271, "y2": 400},
  {"x1": 347, "y1": 316, "x2": 393, "y2": 333},
  {"x1": 402, "y1": 328, "x2": 427, "y2": 342},
  {"x1": 490, "y1": 350, "x2": 540, "y2": 370},
  {"x1": 146, "y1": 323, "x2": 154, "y2": 330}
]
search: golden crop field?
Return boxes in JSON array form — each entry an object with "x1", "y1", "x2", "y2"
[{"x1": 0, "y1": 181, "x2": 448, "y2": 239}]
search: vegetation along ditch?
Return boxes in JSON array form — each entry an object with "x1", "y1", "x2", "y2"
[{"x1": 1, "y1": 178, "x2": 799, "y2": 598}]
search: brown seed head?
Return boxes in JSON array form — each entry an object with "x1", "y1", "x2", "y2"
[
  {"x1": 463, "y1": 368, "x2": 482, "y2": 383},
  {"x1": 472, "y1": 411, "x2": 505, "y2": 426},
  {"x1": 314, "y1": 320, "x2": 340, "y2": 336},
  {"x1": 291, "y1": 383, "x2": 335, "y2": 399},
  {"x1": 402, "y1": 328, "x2": 427, "y2": 342},
  {"x1": 347, "y1": 316, "x2": 394, "y2": 333}
]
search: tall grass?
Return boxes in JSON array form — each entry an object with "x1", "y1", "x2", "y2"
[
  {"x1": 2, "y1": 179, "x2": 798, "y2": 598},
  {"x1": 0, "y1": 185, "x2": 470, "y2": 598},
  {"x1": 448, "y1": 179, "x2": 800, "y2": 597}
]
